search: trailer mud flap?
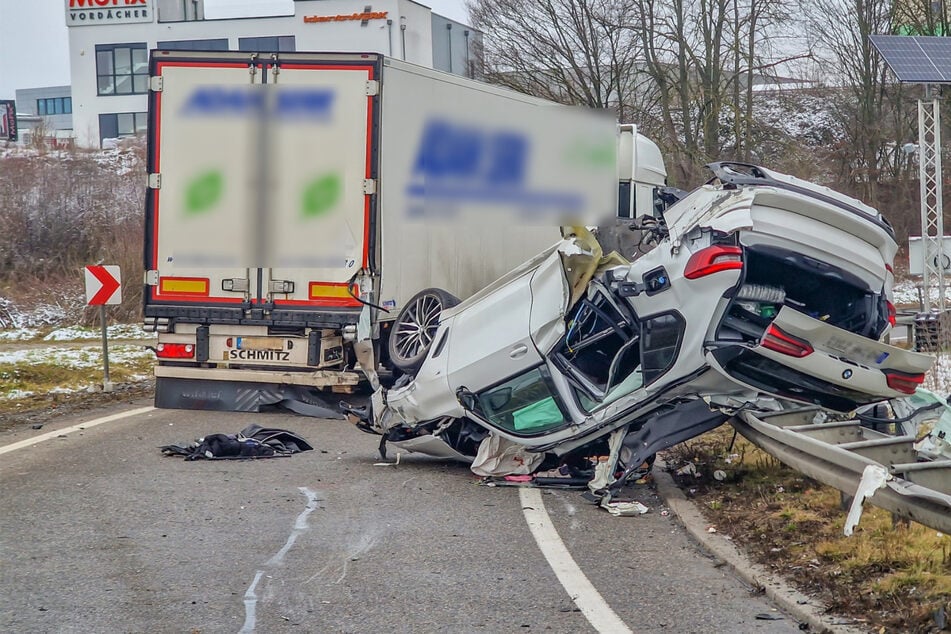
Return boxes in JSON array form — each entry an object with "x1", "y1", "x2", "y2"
[{"x1": 155, "y1": 377, "x2": 343, "y2": 418}]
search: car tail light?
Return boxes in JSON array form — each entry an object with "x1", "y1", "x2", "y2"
[
  {"x1": 156, "y1": 343, "x2": 195, "y2": 359},
  {"x1": 684, "y1": 245, "x2": 743, "y2": 279},
  {"x1": 885, "y1": 263, "x2": 894, "y2": 274},
  {"x1": 887, "y1": 301, "x2": 897, "y2": 327},
  {"x1": 883, "y1": 369, "x2": 925, "y2": 394},
  {"x1": 761, "y1": 324, "x2": 813, "y2": 358}
]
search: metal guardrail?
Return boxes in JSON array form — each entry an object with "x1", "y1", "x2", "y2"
[{"x1": 730, "y1": 407, "x2": 951, "y2": 535}]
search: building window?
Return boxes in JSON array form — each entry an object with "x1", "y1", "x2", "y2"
[
  {"x1": 96, "y1": 44, "x2": 148, "y2": 96},
  {"x1": 157, "y1": 38, "x2": 229, "y2": 51},
  {"x1": 157, "y1": 0, "x2": 203, "y2": 22},
  {"x1": 99, "y1": 112, "x2": 147, "y2": 145},
  {"x1": 238, "y1": 36, "x2": 296, "y2": 52},
  {"x1": 36, "y1": 97, "x2": 72, "y2": 116}
]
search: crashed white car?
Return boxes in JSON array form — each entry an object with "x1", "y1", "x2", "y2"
[{"x1": 347, "y1": 162, "x2": 933, "y2": 500}]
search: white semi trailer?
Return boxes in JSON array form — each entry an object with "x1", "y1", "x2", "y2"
[{"x1": 142, "y1": 50, "x2": 666, "y2": 411}]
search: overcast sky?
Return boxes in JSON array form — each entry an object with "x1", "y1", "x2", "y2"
[
  {"x1": 0, "y1": 0, "x2": 70, "y2": 99},
  {"x1": 0, "y1": 0, "x2": 470, "y2": 100}
]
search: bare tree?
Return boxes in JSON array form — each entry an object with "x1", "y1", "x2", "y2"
[
  {"x1": 633, "y1": 0, "x2": 803, "y2": 182},
  {"x1": 466, "y1": 0, "x2": 644, "y2": 121},
  {"x1": 801, "y1": 0, "x2": 918, "y2": 208},
  {"x1": 894, "y1": 0, "x2": 950, "y2": 36}
]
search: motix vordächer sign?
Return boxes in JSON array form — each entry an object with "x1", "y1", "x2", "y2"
[{"x1": 65, "y1": 0, "x2": 153, "y2": 26}]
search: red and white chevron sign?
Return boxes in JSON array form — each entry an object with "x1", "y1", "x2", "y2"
[{"x1": 84, "y1": 265, "x2": 122, "y2": 305}]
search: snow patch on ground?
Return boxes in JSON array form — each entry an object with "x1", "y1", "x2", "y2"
[
  {"x1": 926, "y1": 354, "x2": 951, "y2": 394},
  {"x1": 893, "y1": 279, "x2": 921, "y2": 308},
  {"x1": 42, "y1": 324, "x2": 154, "y2": 341},
  {"x1": 0, "y1": 344, "x2": 153, "y2": 369},
  {"x1": 0, "y1": 328, "x2": 40, "y2": 342},
  {"x1": 5, "y1": 389, "x2": 35, "y2": 399}
]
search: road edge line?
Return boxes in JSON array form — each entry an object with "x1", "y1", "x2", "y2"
[
  {"x1": 0, "y1": 405, "x2": 156, "y2": 456},
  {"x1": 519, "y1": 487, "x2": 633, "y2": 634}
]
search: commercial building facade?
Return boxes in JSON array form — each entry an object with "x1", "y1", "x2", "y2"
[
  {"x1": 14, "y1": 86, "x2": 74, "y2": 145},
  {"x1": 65, "y1": 0, "x2": 481, "y2": 146}
]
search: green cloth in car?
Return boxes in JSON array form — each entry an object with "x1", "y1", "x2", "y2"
[{"x1": 512, "y1": 397, "x2": 563, "y2": 431}]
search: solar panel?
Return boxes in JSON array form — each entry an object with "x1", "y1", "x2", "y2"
[{"x1": 870, "y1": 35, "x2": 951, "y2": 83}]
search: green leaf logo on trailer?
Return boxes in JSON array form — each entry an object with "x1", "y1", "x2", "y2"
[
  {"x1": 184, "y1": 171, "x2": 224, "y2": 216},
  {"x1": 302, "y1": 174, "x2": 341, "y2": 218}
]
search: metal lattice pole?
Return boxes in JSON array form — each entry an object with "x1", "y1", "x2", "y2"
[{"x1": 918, "y1": 95, "x2": 946, "y2": 313}]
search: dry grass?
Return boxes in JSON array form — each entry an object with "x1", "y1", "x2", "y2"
[
  {"x1": 0, "y1": 360, "x2": 149, "y2": 392},
  {"x1": 0, "y1": 143, "x2": 146, "y2": 327},
  {"x1": 664, "y1": 426, "x2": 951, "y2": 633}
]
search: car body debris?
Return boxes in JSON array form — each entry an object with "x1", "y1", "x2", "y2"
[{"x1": 604, "y1": 500, "x2": 650, "y2": 516}]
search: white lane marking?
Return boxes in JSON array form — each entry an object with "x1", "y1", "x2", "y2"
[
  {"x1": 266, "y1": 488, "x2": 322, "y2": 566},
  {"x1": 0, "y1": 406, "x2": 155, "y2": 456},
  {"x1": 519, "y1": 488, "x2": 633, "y2": 634},
  {"x1": 238, "y1": 571, "x2": 265, "y2": 634},
  {"x1": 241, "y1": 487, "x2": 322, "y2": 633}
]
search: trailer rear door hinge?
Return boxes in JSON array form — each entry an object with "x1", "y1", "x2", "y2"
[
  {"x1": 147, "y1": 173, "x2": 161, "y2": 189},
  {"x1": 145, "y1": 270, "x2": 159, "y2": 286},
  {"x1": 366, "y1": 80, "x2": 379, "y2": 96},
  {"x1": 363, "y1": 179, "x2": 377, "y2": 195},
  {"x1": 149, "y1": 76, "x2": 164, "y2": 92}
]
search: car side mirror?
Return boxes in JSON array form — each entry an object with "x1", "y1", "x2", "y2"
[{"x1": 456, "y1": 387, "x2": 476, "y2": 411}]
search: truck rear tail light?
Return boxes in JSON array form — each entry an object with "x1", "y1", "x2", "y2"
[
  {"x1": 883, "y1": 369, "x2": 925, "y2": 394},
  {"x1": 155, "y1": 343, "x2": 195, "y2": 359},
  {"x1": 761, "y1": 324, "x2": 814, "y2": 358},
  {"x1": 887, "y1": 301, "x2": 897, "y2": 327},
  {"x1": 683, "y1": 245, "x2": 743, "y2": 279}
]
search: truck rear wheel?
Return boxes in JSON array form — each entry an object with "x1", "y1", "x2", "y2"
[{"x1": 387, "y1": 288, "x2": 459, "y2": 374}]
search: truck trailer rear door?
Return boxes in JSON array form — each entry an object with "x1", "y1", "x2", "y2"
[
  {"x1": 147, "y1": 52, "x2": 376, "y2": 312},
  {"x1": 148, "y1": 56, "x2": 260, "y2": 307},
  {"x1": 263, "y1": 60, "x2": 375, "y2": 310}
]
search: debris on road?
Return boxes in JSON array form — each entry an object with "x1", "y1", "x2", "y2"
[
  {"x1": 159, "y1": 424, "x2": 313, "y2": 461},
  {"x1": 603, "y1": 500, "x2": 649, "y2": 516}
]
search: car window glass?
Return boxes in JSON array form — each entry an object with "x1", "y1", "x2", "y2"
[
  {"x1": 476, "y1": 367, "x2": 568, "y2": 434},
  {"x1": 641, "y1": 313, "x2": 685, "y2": 384}
]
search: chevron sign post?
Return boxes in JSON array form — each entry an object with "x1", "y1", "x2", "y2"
[
  {"x1": 84, "y1": 265, "x2": 121, "y2": 305},
  {"x1": 84, "y1": 265, "x2": 121, "y2": 393}
]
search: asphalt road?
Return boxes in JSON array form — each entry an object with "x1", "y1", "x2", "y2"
[{"x1": 0, "y1": 401, "x2": 805, "y2": 633}]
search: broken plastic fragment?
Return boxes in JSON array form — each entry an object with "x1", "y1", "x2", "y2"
[
  {"x1": 603, "y1": 500, "x2": 649, "y2": 516},
  {"x1": 675, "y1": 462, "x2": 698, "y2": 476},
  {"x1": 844, "y1": 464, "x2": 891, "y2": 536},
  {"x1": 373, "y1": 452, "x2": 402, "y2": 467}
]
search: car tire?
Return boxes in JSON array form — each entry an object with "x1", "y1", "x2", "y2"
[{"x1": 387, "y1": 288, "x2": 460, "y2": 374}]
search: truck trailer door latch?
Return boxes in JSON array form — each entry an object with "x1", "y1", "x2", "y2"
[
  {"x1": 363, "y1": 179, "x2": 377, "y2": 195},
  {"x1": 147, "y1": 173, "x2": 162, "y2": 190},
  {"x1": 149, "y1": 76, "x2": 164, "y2": 92},
  {"x1": 365, "y1": 80, "x2": 380, "y2": 96}
]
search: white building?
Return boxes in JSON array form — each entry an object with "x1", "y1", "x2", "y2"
[
  {"x1": 14, "y1": 85, "x2": 74, "y2": 145},
  {"x1": 66, "y1": 0, "x2": 481, "y2": 147}
]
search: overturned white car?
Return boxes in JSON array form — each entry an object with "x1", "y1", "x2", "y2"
[{"x1": 346, "y1": 162, "x2": 934, "y2": 502}]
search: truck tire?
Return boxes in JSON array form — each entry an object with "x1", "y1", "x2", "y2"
[{"x1": 387, "y1": 288, "x2": 460, "y2": 374}]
